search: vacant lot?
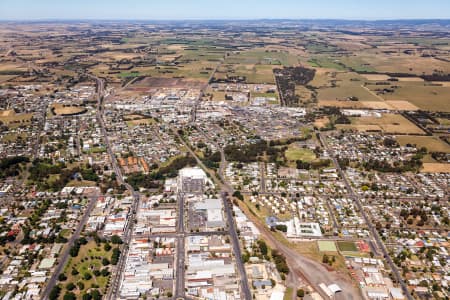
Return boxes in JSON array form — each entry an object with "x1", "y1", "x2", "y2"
[
  {"x1": 339, "y1": 113, "x2": 424, "y2": 134},
  {"x1": 126, "y1": 118, "x2": 155, "y2": 127},
  {"x1": 314, "y1": 117, "x2": 330, "y2": 129},
  {"x1": 421, "y1": 163, "x2": 450, "y2": 173}
]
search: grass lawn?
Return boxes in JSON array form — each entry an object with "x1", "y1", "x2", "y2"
[
  {"x1": 66, "y1": 180, "x2": 97, "y2": 187},
  {"x1": 60, "y1": 241, "x2": 114, "y2": 298},
  {"x1": 1, "y1": 132, "x2": 28, "y2": 142},
  {"x1": 126, "y1": 118, "x2": 156, "y2": 127},
  {"x1": 52, "y1": 104, "x2": 87, "y2": 116},
  {"x1": 318, "y1": 241, "x2": 338, "y2": 252},
  {"x1": 285, "y1": 146, "x2": 316, "y2": 162},
  {"x1": 337, "y1": 241, "x2": 358, "y2": 252},
  {"x1": 60, "y1": 229, "x2": 72, "y2": 238},
  {"x1": 0, "y1": 110, "x2": 34, "y2": 128},
  {"x1": 284, "y1": 287, "x2": 293, "y2": 300}
]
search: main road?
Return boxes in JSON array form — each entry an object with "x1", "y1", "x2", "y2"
[
  {"x1": 173, "y1": 128, "x2": 252, "y2": 300},
  {"x1": 174, "y1": 192, "x2": 186, "y2": 298},
  {"x1": 90, "y1": 75, "x2": 141, "y2": 299}
]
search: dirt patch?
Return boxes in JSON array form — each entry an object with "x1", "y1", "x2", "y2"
[
  {"x1": 0, "y1": 110, "x2": 33, "y2": 126},
  {"x1": 394, "y1": 77, "x2": 424, "y2": 82},
  {"x1": 360, "y1": 74, "x2": 391, "y2": 81},
  {"x1": 314, "y1": 117, "x2": 330, "y2": 128},
  {"x1": 385, "y1": 100, "x2": 419, "y2": 111},
  {"x1": 0, "y1": 110, "x2": 15, "y2": 117},
  {"x1": 421, "y1": 163, "x2": 450, "y2": 173},
  {"x1": 433, "y1": 81, "x2": 450, "y2": 87},
  {"x1": 52, "y1": 105, "x2": 87, "y2": 116},
  {"x1": 362, "y1": 101, "x2": 393, "y2": 110}
]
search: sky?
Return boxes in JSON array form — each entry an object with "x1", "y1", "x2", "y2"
[{"x1": 1, "y1": 0, "x2": 450, "y2": 21}]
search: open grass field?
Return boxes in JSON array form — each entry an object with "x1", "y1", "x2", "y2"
[
  {"x1": 360, "y1": 74, "x2": 391, "y2": 81},
  {"x1": 52, "y1": 105, "x2": 87, "y2": 116},
  {"x1": 338, "y1": 52, "x2": 450, "y2": 74},
  {"x1": 375, "y1": 83, "x2": 450, "y2": 112},
  {"x1": 285, "y1": 145, "x2": 316, "y2": 162},
  {"x1": 0, "y1": 75, "x2": 17, "y2": 83},
  {"x1": 318, "y1": 99, "x2": 366, "y2": 109},
  {"x1": 395, "y1": 136, "x2": 450, "y2": 153},
  {"x1": 318, "y1": 85, "x2": 381, "y2": 102},
  {"x1": 317, "y1": 72, "x2": 381, "y2": 102},
  {"x1": 1, "y1": 132, "x2": 28, "y2": 142},
  {"x1": 339, "y1": 113, "x2": 425, "y2": 134},
  {"x1": 126, "y1": 118, "x2": 156, "y2": 127},
  {"x1": 437, "y1": 118, "x2": 450, "y2": 126},
  {"x1": 0, "y1": 62, "x2": 27, "y2": 74},
  {"x1": 395, "y1": 77, "x2": 424, "y2": 82},
  {"x1": 61, "y1": 241, "x2": 113, "y2": 298},
  {"x1": 0, "y1": 110, "x2": 33, "y2": 127},
  {"x1": 362, "y1": 101, "x2": 394, "y2": 110},
  {"x1": 314, "y1": 117, "x2": 330, "y2": 129},
  {"x1": 129, "y1": 76, "x2": 205, "y2": 89},
  {"x1": 318, "y1": 241, "x2": 338, "y2": 252},
  {"x1": 66, "y1": 180, "x2": 97, "y2": 187},
  {"x1": 232, "y1": 64, "x2": 276, "y2": 84},
  {"x1": 308, "y1": 57, "x2": 346, "y2": 71},
  {"x1": 283, "y1": 287, "x2": 293, "y2": 300},
  {"x1": 421, "y1": 163, "x2": 450, "y2": 173},
  {"x1": 226, "y1": 48, "x2": 299, "y2": 66},
  {"x1": 309, "y1": 68, "x2": 334, "y2": 88},
  {"x1": 337, "y1": 241, "x2": 358, "y2": 252}
]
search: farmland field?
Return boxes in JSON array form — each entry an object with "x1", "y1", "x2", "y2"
[
  {"x1": 338, "y1": 114, "x2": 425, "y2": 134},
  {"x1": 396, "y1": 136, "x2": 450, "y2": 153}
]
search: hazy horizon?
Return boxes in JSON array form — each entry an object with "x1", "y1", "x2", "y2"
[{"x1": 1, "y1": 0, "x2": 450, "y2": 21}]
